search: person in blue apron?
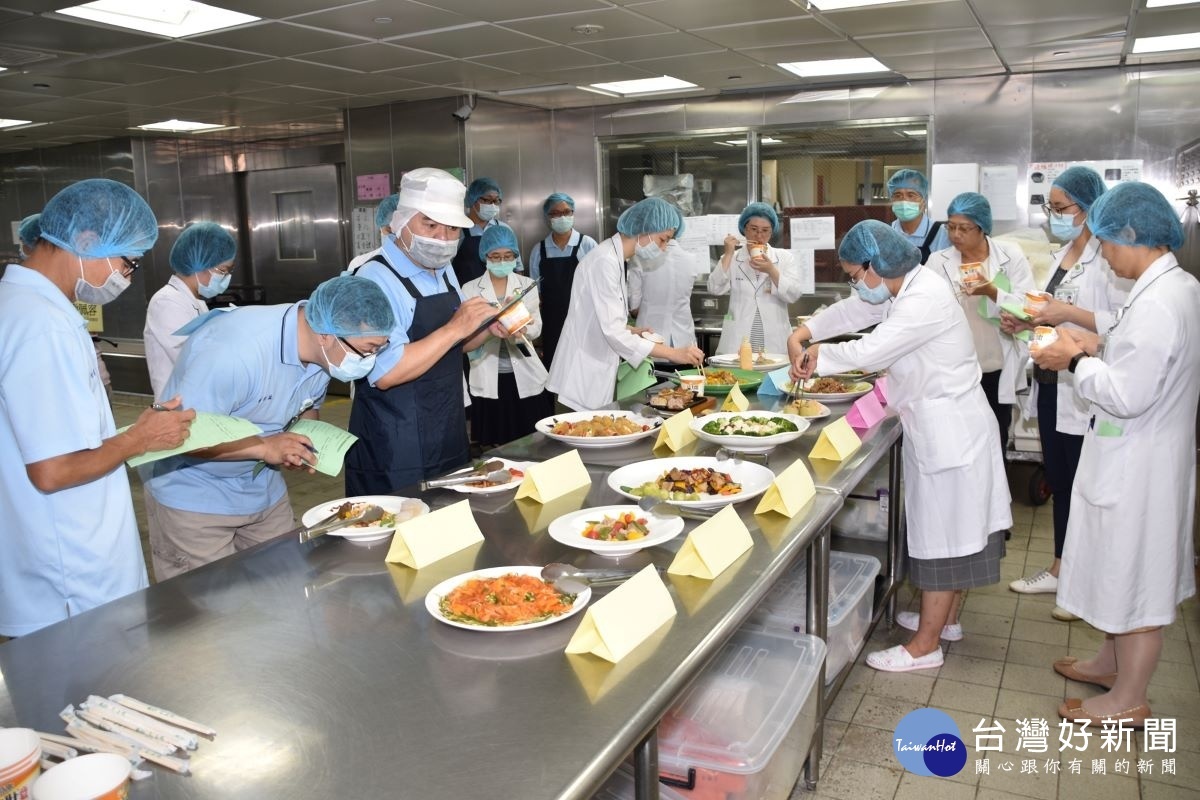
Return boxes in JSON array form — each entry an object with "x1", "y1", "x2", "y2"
[
  {"x1": 451, "y1": 177, "x2": 506, "y2": 287},
  {"x1": 347, "y1": 168, "x2": 504, "y2": 495},
  {"x1": 529, "y1": 192, "x2": 598, "y2": 369}
]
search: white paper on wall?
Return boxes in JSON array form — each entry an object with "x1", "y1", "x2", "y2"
[
  {"x1": 929, "y1": 163, "x2": 980, "y2": 221},
  {"x1": 706, "y1": 214, "x2": 742, "y2": 246},
  {"x1": 351, "y1": 206, "x2": 378, "y2": 257},
  {"x1": 788, "y1": 216, "x2": 835, "y2": 250},
  {"x1": 1026, "y1": 160, "x2": 1143, "y2": 211},
  {"x1": 980, "y1": 165, "x2": 1019, "y2": 221},
  {"x1": 790, "y1": 249, "x2": 816, "y2": 295}
]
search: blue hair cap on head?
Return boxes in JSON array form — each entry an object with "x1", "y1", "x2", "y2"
[
  {"x1": 838, "y1": 219, "x2": 922, "y2": 278},
  {"x1": 306, "y1": 275, "x2": 395, "y2": 338},
  {"x1": 946, "y1": 191, "x2": 994, "y2": 235},
  {"x1": 1051, "y1": 166, "x2": 1107, "y2": 212},
  {"x1": 466, "y1": 177, "x2": 502, "y2": 207},
  {"x1": 738, "y1": 202, "x2": 780, "y2": 236},
  {"x1": 616, "y1": 197, "x2": 684, "y2": 238},
  {"x1": 38, "y1": 178, "x2": 157, "y2": 259},
  {"x1": 887, "y1": 169, "x2": 930, "y2": 199},
  {"x1": 479, "y1": 224, "x2": 519, "y2": 260},
  {"x1": 542, "y1": 192, "x2": 575, "y2": 217},
  {"x1": 1087, "y1": 181, "x2": 1184, "y2": 250},
  {"x1": 375, "y1": 194, "x2": 399, "y2": 229},
  {"x1": 169, "y1": 222, "x2": 237, "y2": 276},
  {"x1": 18, "y1": 214, "x2": 41, "y2": 248}
]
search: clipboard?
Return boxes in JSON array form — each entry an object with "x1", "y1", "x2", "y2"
[{"x1": 459, "y1": 278, "x2": 542, "y2": 345}]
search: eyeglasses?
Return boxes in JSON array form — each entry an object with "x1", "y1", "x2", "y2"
[
  {"x1": 945, "y1": 223, "x2": 980, "y2": 235},
  {"x1": 1041, "y1": 202, "x2": 1079, "y2": 219},
  {"x1": 546, "y1": 210, "x2": 573, "y2": 219},
  {"x1": 211, "y1": 264, "x2": 233, "y2": 276},
  {"x1": 845, "y1": 265, "x2": 869, "y2": 287},
  {"x1": 478, "y1": 196, "x2": 501, "y2": 205},
  {"x1": 339, "y1": 337, "x2": 388, "y2": 357},
  {"x1": 119, "y1": 256, "x2": 140, "y2": 277}
]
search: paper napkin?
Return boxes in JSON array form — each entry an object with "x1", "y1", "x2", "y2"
[
  {"x1": 653, "y1": 408, "x2": 697, "y2": 452},
  {"x1": 564, "y1": 565, "x2": 677, "y2": 664},
  {"x1": 754, "y1": 458, "x2": 816, "y2": 518},
  {"x1": 721, "y1": 383, "x2": 750, "y2": 412},
  {"x1": 384, "y1": 499, "x2": 484, "y2": 569},
  {"x1": 514, "y1": 449, "x2": 591, "y2": 503},
  {"x1": 809, "y1": 416, "x2": 862, "y2": 461},
  {"x1": 845, "y1": 392, "x2": 886, "y2": 432},
  {"x1": 667, "y1": 505, "x2": 753, "y2": 580}
]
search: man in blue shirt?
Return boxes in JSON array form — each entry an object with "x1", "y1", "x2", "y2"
[
  {"x1": 142, "y1": 276, "x2": 393, "y2": 580},
  {"x1": 0, "y1": 179, "x2": 194, "y2": 636},
  {"x1": 887, "y1": 169, "x2": 951, "y2": 263}
]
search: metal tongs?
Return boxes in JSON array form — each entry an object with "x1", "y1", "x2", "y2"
[
  {"x1": 541, "y1": 563, "x2": 649, "y2": 594},
  {"x1": 420, "y1": 460, "x2": 511, "y2": 491},
  {"x1": 299, "y1": 502, "x2": 384, "y2": 542}
]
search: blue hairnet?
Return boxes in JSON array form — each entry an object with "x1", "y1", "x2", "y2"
[
  {"x1": 18, "y1": 214, "x2": 40, "y2": 248},
  {"x1": 169, "y1": 222, "x2": 236, "y2": 276},
  {"x1": 838, "y1": 219, "x2": 921, "y2": 279},
  {"x1": 375, "y1": 194, "x2": 399, "y2": 229},
  {"x1": 543, "y1": 192, "x2": 575, "y2": 216},
  {"x1": 478, "y1": 224, "x2": 519, "y2": 260},
  {"x1": 616, "y1": 198, "x2": 684, "y2": 239},
  {"x1": 38, "y1": 178, "x2": 157, "y2": 258},
  {"x1": 738, "y1": 202, "x2": 780, "y2": 236},
  {"x1": 466, "y1": 177, "x2": 502, "y2": 207},
  {"x1": 1051, "y1": 166, "x2": 1106, "y2": 212},
  {"x1": 887, "y1": 169, "x2": 930, "y2": 199},
  {"x1": 306, "y1": 275, "x2": 395, "y2": 338},
  {"x1": 1087, "y1": 181, "x2": 1185, "y2": 250},
  {"x1": 946, "y1": 192, "x2": 993, "y2": 235}
]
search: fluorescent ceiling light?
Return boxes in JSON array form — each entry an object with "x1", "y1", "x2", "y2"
[
  {"x1": 778, "y1": 57, "x2": 890, "y2": 78},
  {"x1": 0, "y1": 67, "x2": 6, "y2": 73},
  {"x1": 902, "y1": 129, "x2": 926, "y2": 136},
  {"x1": 1132, "y1": 32, "x2": 1200, "y2": 53},
  {"x1": 762, "y1": 137, "x2": 783, "y2": 144},
  {"x1": 0, "y1": 118, "x2": 34, "y2": 129},
  {"x1": 135, "y1": 118, "x2": 225, "y2": 132},
  {"x1": 56, "y1": 0, "x2": 258, "y2": 38},
  {"x1": 1146, "y1": 0, "x2": 1199, "y2": 7},
  {"x1": 577, "y1": 85, "x2": 620, "y2": 98},
  {"x1": 588, "y1": 76, "x2": 697, "y2": 96},
  {"x1": 809, "y1": 0, "x2": 909, "y2": 8}
]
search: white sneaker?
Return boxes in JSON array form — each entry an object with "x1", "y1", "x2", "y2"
[
  {"x1": 1052, "y1": 606, "x2": 1080, "y2": 621},
  {"x1": 1009, "y1": 569, "x2": 1058, "y2": 594},
  {"x1": 896, "y1": 610, "x2": 964, "y2": 642},
  {"x1": 867, "y1": 644, "x2": 944, "y2": 672}
]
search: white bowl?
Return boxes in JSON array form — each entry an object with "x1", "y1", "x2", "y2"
[
  {"x1": 548, "y1": 504, "x2": 685, "y2": 557},
  {"x1": 607, "y1": 456, "x2": 776, "y2": 510},
  {"x1": 535, "y1": 410, "x2": 661, "y2": 449},
  {"x1": 300, "y1": 495, "x2": 429, "y2": 543},
  {"x1": 689, "y1": 411, "x2": 810, "y2": 454}
]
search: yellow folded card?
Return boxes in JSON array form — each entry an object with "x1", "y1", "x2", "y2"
[
  {"x1": 667, "y1": 504, "x2": 753, "y2": 580},
  {"x1": 721, "y1": 383, "x2": 750, "y2": 412},
  {"x1": 514, "y1": 449, "x2": 591, "y2": 503},
  {"x1": 755, "y1": 458, "x2": 816, "y2": 518},
  {"x1": 515, "y1": 487, "x2": 590, "y2": 533},
  {"x1": 567, "y1": 622, "x2": 672, "y2": 703},
  {"x1": 564, "y1": 565, "x2": 677, "y2": 664},
  {"x1": 654, "y1": 407, "x2": 697, "y2": 452},
  {"x1": 808, "y1": 416, "x2": 862, "y2": 461},
  {"x1": 386, "y1": 541, "x2": 484, "y2": 604},
  {"x1": 384, "y1": 499, "x2": 484, "y2": 569},
  {"x1": 668, "y1": 556, "x2": 746, "y2": 616}
]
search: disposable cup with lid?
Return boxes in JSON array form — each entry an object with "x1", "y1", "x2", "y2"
[
  {"x1": 679, "y1": 375, "x2": 705, "y2": 397},
  {"x1": 32, "y1": 753, "x2": 131, "y2": 800}
]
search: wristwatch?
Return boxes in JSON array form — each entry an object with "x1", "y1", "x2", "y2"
[{"x1": 1067, "y1": 352, "x2": 1087, "y2": 373}]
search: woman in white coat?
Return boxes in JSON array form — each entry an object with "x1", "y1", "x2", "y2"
[
  {"x1": 546, "y1": 198, "x2": 704, "y2": 411},
  {"x1": 788, "y1": 220, "x2": 1012, "y2": 673},
  {"x1": 628, "y1": 238, "x2": 697, "y2": 351},
  {"x1": 1001, "y1": 167, "x2": 1131, "y2": 610},
  {"x1": 708, "y1": 203, "x2": 803, "y2": 355},
  {"x1": 1030, "y1": 182, "x2": 1198, "y2": 727},
  {"x1": 925, "y1": 192, "x2": 1034, "y2": 453},
  {"x1": 143, "y1": 222, "x2": 236, "y2": 399},
  {"x1": 462, "y1": 226, "x2": 552, "y2": 446}
]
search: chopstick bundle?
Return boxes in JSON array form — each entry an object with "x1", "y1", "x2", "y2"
[
  {"x1": 84, "y1": 695, "x2": 197, "y2": 751},
  {"x1": 110, "y1": 693, "x2": 216, "y2": 738}
]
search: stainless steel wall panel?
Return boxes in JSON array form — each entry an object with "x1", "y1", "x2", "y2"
[
  {"x1": 1031, "y1": 68, "x2": 1137, "y2": 163},
  {"x1": 388, "y1": 98, "x2": 463, "y2": 171},
  {"x1": 684, "y1": 95, "x2": 767, "y2": 132},
  {"x1": 550, "y1": 108, "x2": 604, "y2": 241}
]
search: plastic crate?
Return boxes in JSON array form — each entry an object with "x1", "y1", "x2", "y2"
[
  {"x1": 593, "y1": 766, "x2": 688, "y2": 800},
  {"x1": 656, "y1": 629, "x2": 826, "y2": 800},
  {"x1": 831, "y1": 459, "x2": 891, "y2": 542}
]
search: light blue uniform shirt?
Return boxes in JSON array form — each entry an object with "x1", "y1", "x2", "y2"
[
  {"x1": 892, "y1": 214, "x2": 950, "y2": 258},
  {"x1": 143, "y1": 302, "x2": 330, "y2": 516},
  {"x1": 356, "y1": 236, "x2": 465, "y2": 384},
  {"x1": 0, "y1": 265, "x2": 147, "y2": 636},
  {"x1": 528, "y1": 230, "x2": 598, "y2": 282}
]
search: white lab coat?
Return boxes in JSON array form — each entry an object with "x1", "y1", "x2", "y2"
[
  {"x1": 925, "y1": 239, "x2": 1035, "y2": 403},
  {"x1": 461, "y1": 271, "x2": 548, "y2": 399},
  {"x1": 546, "y1": 235, "x2": 655, "y2": 411},
  {"x1": 143, "y1": 275, "x2": 208, "y2": 399},
  {"x1": 707, "y1": 244, "x2": 803, "y2": 355},
  {"x1": 808, "y1": 266, "x2": 1012, "y2": 559},
  {"x1": 1057, "y1": 254, "x2": 1199, "y2": 632},
  {"x1": 1025, "y1": 236, "x2": 1132, "y2": 435},
  {"x1": 628, "y1": 240, "x2": 696, "y2": 348}
]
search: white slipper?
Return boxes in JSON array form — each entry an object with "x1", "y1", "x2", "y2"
[
  {"x1": 866, "y1": 644, "x2": 944, "y2": 673},
  {"x1": 896, "y1": 611, "x2": 964, "y2": 642}
]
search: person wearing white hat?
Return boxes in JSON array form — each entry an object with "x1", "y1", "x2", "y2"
[{"x1": 345, "y1": 168, "x2": 501, "y2": 494}]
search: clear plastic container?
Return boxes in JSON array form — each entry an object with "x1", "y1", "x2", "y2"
[
  {"x1": 748, "y1": 551, "x2": 881, "y2": 683},
  {"x1": 656, "y1": 629, "x2": 826, "y2": 800},
  {"x1": 593, "y1": 766, "x2": 688, "y2": 800},
  {"x1": 831, "y1": 459, "x2": 892, "y2": 542}
]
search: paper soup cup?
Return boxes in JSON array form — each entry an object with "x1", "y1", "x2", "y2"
[
  {"x1": 1032, "y1": 326, "x2": 1059, "y2": 349},
  {"x1": 0, "y1": 728, "x2": 42, "y2": 797},
  {"x1": 32, "y1": 754, "x2": 131, "y2": 800},
  {"x1": 1024, "y1": 291, "x2": 1051, "y2": 316},
  {"x1": 497, "y1": 301, "x2": 532, "y2": 335},
  {"x1": 959, "y1": 262, "x2": 985, "y2": 287},
  {"x1": 678, "y1": 375, "x2": 705, "y2": 396}
]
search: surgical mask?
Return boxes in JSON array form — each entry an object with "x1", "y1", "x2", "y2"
[
  {"x1": 549, "y1": 215, "x2": 574, "y2": 234},
  {"x1": 486, "y1": 259, "x2": 518, "y2": 278},
  {"x1": 198, "y1": 270, "x2": 231, "y2": 299},
  {"x1": 854, "y1": 279, "x2": 892, "y2": 305},
  {"x1": 633, "y1": 236, "x2": 666, "y2": 268},
  {"x1": 1049, "y1": 214, "x2": 1084, "y2": 242},
  {"x1": 322, "y1": 339, "x2": 376, "y2": 382},
  {"x1": 891, "y1": 201, "x2": 922, "y2": 222},
  {"x1": 75, "y1": 258, "x2": 131, "y2": 305},
  {"x1": 401, "y1": 228, "x2": 460, "y2": 270},
  {"x1": 477, "y1": 202, "x2": 499, "y2": 221}
]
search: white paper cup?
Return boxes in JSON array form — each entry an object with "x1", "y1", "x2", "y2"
[
  {"x1": 679, "y1": 375, "x2": 705, "y2": 397},
  {"x1": 640, "y1": 331, "x2": 664, "y2": 343},
  {"x1": 0, "y1": 728, "x2": 42, "y2": 797},
  {"x1": 1031, "y1": 326, "x2": 1059, "y2": 349},
  {"x1": 497, "y1": 301, "x2": 532, "y2": 336},
  {"x1": 32, "y1": 753, "x2": 131, "y2": 800},
  {"x1": 1024, "y1": 291, "x2": 1051, "y2": 317}
]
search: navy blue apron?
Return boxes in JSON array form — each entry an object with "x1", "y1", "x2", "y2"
[
  {"x1": 451, "y1": 229, "x2": 486, "y2": 287},
  {"x1": 537, "y1": 238, "x2": 580, "y2": 369},
  {"x1": 345, "y1": 256, "x2": 468, "y2": 495}
]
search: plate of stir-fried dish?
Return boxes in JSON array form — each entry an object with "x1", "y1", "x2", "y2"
[
  {"x1": 535, "y1": 410, "x2": 662, "y2": 448},
  {"x1": 426, "y1": 566, "x2": 590, "y2": 631},
  {"x1": 784, "y1": 378, "x2": 875, "y2": 403}
]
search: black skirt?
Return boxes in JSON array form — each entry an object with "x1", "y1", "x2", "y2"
[{"x1": 470, "y1": 371, "x2": 553, "y2": 447}]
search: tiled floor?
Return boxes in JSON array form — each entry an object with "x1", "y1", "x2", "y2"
[{"x1": 112, "y1": 394, "x2": 1200, "y2": 800}]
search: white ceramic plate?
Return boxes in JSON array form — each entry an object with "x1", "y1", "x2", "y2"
[
  {"x1": 708, "y1": 352, "x2": 789, "y2": 373},
  {"x1": 785, "y1": 380, "x2": 874, "y2": 404},
  {"x1": 443, "y1": 458, "x2": 531, "y2": 495},
  {"x1": 689, "y1": 412, "x2": 811, "y2": 455},
  {"x1": 425, "y1": 566, "x2": 591, "y2": 632},
  {"x1": 607, "y1": 456, "x2": 776, "y2": 510},
  {"x1": 535, "y1": 410, "x2": 662, "y2": 449},
  {"x1": 826, "y1": 370, "x2": 880, "y2": 382},
  {"x1": 300, "y1": 496, "x2": 429, "y2": 543},
  {"x1": 548, "y1": 505, "x2": 686, "y2": 558},
  {"x1": 783, "y1": 399, "x2": 832, "y2": 420}
]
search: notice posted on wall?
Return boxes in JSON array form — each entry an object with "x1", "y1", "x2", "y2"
[
  {"x1": 980, "y1": 165, "x2": 1019, "y2": 221},
  {"x1": 679, "y1": 217, "x2": 713, "y2": 275},
  {"x1": 351, "y1": 206, "x2": 378, "y2": 257},
  {"x1": 1026, "y1": 160, "x2": 1143, "y2": 209},
  {"x1": 929, "y1": 163, "x2": 980, "y2": 221},
  {"x1": 706, "y1": 214, "x2": 742, "y2": 246},
  {"x1": 790, "y1": 249, "x2": 816, "y2": 295},
  {"x1": 788, "y1": 216, "x2": 835, "y2": 251},
  {"x1": 355, "y1": 172, "x2": 391, "y2": 202}
]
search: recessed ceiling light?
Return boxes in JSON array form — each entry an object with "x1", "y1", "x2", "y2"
[
  {"x1": 1132, "y1": 32, "x2": 1200, "y2": 53},
  {"x1": 56, "y1": 0, "x2": 259, "y2": 38},
  {"x1": 134, "y1": 118, "x2": 226, "y2": 132},
  {"x1": 572, "y1": 23, "x2": 604, "y2": 35},
  {"x1": 778, "y1": 58, "x2": 890, "y2": 77},
  {"x1": 588, "y1": 76, "x2": 698, "y2": 96},
  {"x1": 373, "y1": 16, "x2": 391, "y2": 23},
  {"x1": 1146, "y1": 0, "x2": 1200, "y2": 7},
  {"x1": 808, "y1": 0, "x2": 910, "y2": 9},
  {"x1": 0, "y1": 119, "x2": 34, "y2": 129},
  {"x1": 762, "y1": 137, "x2": 783, "y2": 144}
]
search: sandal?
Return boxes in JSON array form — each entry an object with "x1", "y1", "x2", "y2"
[
  {"x1": 1058, "y1": 697, "x2": 1151, "y2": 729},
  {"x1": 866, "y1": 644, "x2": 944, "y2": 673},
  {"x1": 1053, "y1": 657, "x2": 1117, "y2": 690}
]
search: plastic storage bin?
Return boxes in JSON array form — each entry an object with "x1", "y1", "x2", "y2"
[
  {"x1": 831, "y1": 459, "x2": 892, "y2": 542},
  {"x1": 748, "y1": 551, "x2": 880, "y2": 683},
  {"x1": 593, "y1": 766, "x2": 688, "y2": 800},
  {"x1": 656, "y1": 629, "x2": 826, "y2": 800}
]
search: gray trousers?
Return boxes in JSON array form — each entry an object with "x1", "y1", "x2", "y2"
[{"x1": 146, "y1": 493, "x2": 295, "y2": 582}]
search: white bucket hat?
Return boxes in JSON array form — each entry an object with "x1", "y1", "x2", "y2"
[{"x1": 393, "y1": 167, "x2": 473, "y2": 229}]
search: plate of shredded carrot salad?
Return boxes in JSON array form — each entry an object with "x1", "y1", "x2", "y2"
[{"x1": 426, "y1": 566, "x2": 591, "y2": 632}]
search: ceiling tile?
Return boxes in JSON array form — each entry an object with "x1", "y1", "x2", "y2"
[
  {"x1": 574, "y1": 32, "x2": 725, "y2": 61},
  {"x1": 387, "y1": 23, "x2": 552, "y2": 57},
  {"x1": 186, "y1": 22, "x2": 365, "y2": 57},
  {"x1": 291, "y1": 72, "x2": 427, "y2": 95},
  {"x1": 202, "y1": 0, "x2": 367, "y2": 20},
  {"x1": 625, "y1": 0, "x2": 809, "y2": 30},
  {"x1": 294, "y1": 42, "x2": 444, "y2": 72},
  {"x1": 499, "y1": 8, "x2": 672, "y2": 45},
  {"x1": 419, "y1": 0, "x2": 609, "y2": 22},
  {"x1": 381, "y1": 59, "x2": 516, "y2": 85},
  {"x1": 632, "y1": 59, "x2": 795, "y2": 90},
  {"x1": 0, "y1": 73, "x2": 120, "y2": 102},
  {"x1": 472, "y1": 45, "x2": 613, "y2": 73},
  {"x1": 971, "y1": 0, "x2": 1132, "y2": 26},
  {"x1": 987, "y1": 21, "x2": 1129, "y2": 51},
  {"x1": 999, "y1": 40, "x2": 1124, "y2": 67},
  {"x1": 820, "y1": 0, "x2": 977, "y2": 37},
  {"x1": 857, "y1": 29, "x2": 991, "y2": 57},
  {"x1": 531, "y1": 62, "x2": 657, "y2": 86},
  {"x1": 23, "y1": 58, "x2": 186, "y2": 83},
  {"x1": 3, "y1": 97, "x2": 134, "y2": 121},
  {"x1": 207, "y1": 58, "x2": 356, "y2": 84},
  {"x1": 690, "y1": 17, "x2": 843, "y2": 50},
  {"x1": 1134, "y1": 7, "x2": 1200, "y2": 38},
  {"x1": 78, "y1": 80, "x2": 222, "y2": 107},
  {"x1": 0, "y1": 15, "x2": 165, "y2": 54},
  {"x1": 288, "y1": 0, "x2": 470, "y2": 39},
  {"x1": 737, "y1": 41, "x2": 874, "y2": 65},
  {"x1": 231, "y1": 85, "x2": 349, "y2": 106},
  {"x1": 882, "y1": 49, "x2": 1003, "y2": 76},
  {"x1": 0, "y1": 86, "x2": 51, "y2": 106},
  {"x1": 118, "y1": 43, "x2": 267, "y2": 72}
]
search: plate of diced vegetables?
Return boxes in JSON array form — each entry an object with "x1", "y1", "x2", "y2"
[
  {"x1": 548, "y1": 505, "x2": 686, "y2": 557},
  {"x1": 607, "y1": 457, "x2": 776, "y2": 510},
  {"x1": 690, "y1": 411, "x2": 811, "y2": 454}
]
